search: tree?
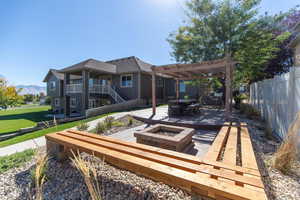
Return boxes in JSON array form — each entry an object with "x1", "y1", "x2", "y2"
[
  {"x1": 168, "y1": 0, "x2": 291, "y2": 88},
  {"x1": 0, "y1": 78, "x2": 24, "y2": 107}
]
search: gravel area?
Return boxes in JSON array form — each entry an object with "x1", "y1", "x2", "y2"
[
  {"x1": 0, "y1": 151, "x2": 193, "y2": 200},
  {"x1": 237, "y1": 114, "x2": 300, "y2": 200}
]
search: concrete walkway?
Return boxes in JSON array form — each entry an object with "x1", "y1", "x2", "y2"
[
  {"x1": 0, "y1": 137, "x2": 46, "y2": 157},
  {"x1": 0, "y1": 106, "x2": 168, "y2": 157}
]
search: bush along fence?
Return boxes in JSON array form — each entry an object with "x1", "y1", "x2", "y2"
[
  {"x1": 0, "y1": 116, "x2": 84, "y2": 141},
  {"x1": 250, "y1": 67, "x2": 300, "y2": 139}
]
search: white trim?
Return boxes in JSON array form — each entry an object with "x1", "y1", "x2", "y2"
[{"x1": 120, "y1": 74, "x2": 133, "y2": 88}]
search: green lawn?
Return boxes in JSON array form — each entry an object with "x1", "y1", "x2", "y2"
[
  {"x1": 0, "y1": 105, "x2": 51, "y2": 135},
  {"x1": 0, "y1": 149, "x2": 35, "y2": 174},
  {"x1": 0, "y1": 112, "x2": 115, "y2": 148}
]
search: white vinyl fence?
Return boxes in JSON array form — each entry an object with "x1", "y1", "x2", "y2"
[{"x1": 250, "y1": 67, "x2": 300, "y2": 139}]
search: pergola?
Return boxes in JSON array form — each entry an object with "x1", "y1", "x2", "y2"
[{"x1": 151, "y1": 56, "x2": 235, "y2": 118}]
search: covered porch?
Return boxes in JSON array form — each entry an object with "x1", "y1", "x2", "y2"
[{"x1": 151, "y1": 56, "x2": 235, "y2": 119}]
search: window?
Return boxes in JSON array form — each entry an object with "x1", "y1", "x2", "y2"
[
  {"x1": 54, "y1": 98, "x2": 60, "y2": 107},
  {"x1": 157, "y1": 78, "x2": 164, "y2": 87},
  {"x1": 70, "y1": 98, "x2": 77, "y2": 108},
  {"x1": 179, "y1": 81, "x2": 186, "y2": 92},
  {"x1": 49, "y1": 81, "x2": 56, "y2": 90},
  {"x1": 120, "y1": 74, "x2": 133, "y2": 88},
  {"x1": 89, "y1": 78, "x2": 94, "y2": 86}
]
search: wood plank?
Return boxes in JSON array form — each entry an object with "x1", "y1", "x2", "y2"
[
  {"x1": 240, "y1": 124, "x2": 259, "y2": 170},
  {"x1": 46, "y1": 133, "x2": 267, "y2": 200},
  {"x1": 203, "y1": 160, "x2": 261, "y2": 177},
  {"x1": 223, "y1": 126, "x2": 238, "y2": 165},
  {"x1": 68, "y1": 130, "x2": 261, "y2": 178},
  {"x1": 204, "y1": 124, "x2": 230, "y2": 161},
  {"x1": 58, "y1": 131, "x2": 263, "y2": 188}
]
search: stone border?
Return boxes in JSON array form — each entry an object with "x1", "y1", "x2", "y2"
[{"x1": 134, "y1": 124, "x2": 195, "y2": 152}]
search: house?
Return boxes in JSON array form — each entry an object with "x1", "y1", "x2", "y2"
[{"x1": 43, "y1": 56, "x2": 203, "y2": 117}]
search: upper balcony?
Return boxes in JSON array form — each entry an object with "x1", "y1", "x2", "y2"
[
  {"x1": 66, "y1": 84, "x2": 110, "y2": 94},
  {"x1": 66, "y1": 84, "x2": 83, "y2": 93}
]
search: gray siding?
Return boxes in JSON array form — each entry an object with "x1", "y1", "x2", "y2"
[
  {"x1": 47, "y1": 75, "x2": 61, "y2": 97},
  {"x1": 47, "y1": 75, "x2": 65, "y2": 113},
  {"x1": 140, "y1": 74, "x2": 175, "y2": 103},
  {"x1": 51, "y1": 97, "x2": 64, "y2": 113},
  {"x1": 112, "y1": 73, "x2": 139, "y2": 100}
]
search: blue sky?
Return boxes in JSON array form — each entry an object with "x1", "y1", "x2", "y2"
[{"x1": 0, "y1": 0, "x2": 298, "y2": 86}]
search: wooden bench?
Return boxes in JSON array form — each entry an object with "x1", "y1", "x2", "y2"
[{"x1": 45, "y1": 123, "x2": 267, "y2": 200}]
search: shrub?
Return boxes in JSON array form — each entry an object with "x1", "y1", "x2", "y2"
[
  {"x1": 71, "y1": 151, "x2": 102, "y2": 200},
  {"x1": 77, "y1": 122, "x2": 89, "y2": 131},
  {"x1": 0, "y1": 149, "x2": 35, "y2": 174},
  {"x1": 272, "y1": 112, "x2": 300, "y2": 173},
  {"x1": 239, "y1": 103, "x2": 260, "y2": 119},
  {"x1": 95, "y1": 122, "x2": 106, "y2": 134},
  {"x1": 104, "y1": 116, "x2": 114, "y2": 129},
  {"x1": 127, "y1": 116, "x2": 133, "y2": 127},
  {"x1": 264, "y1": 123, "x2": 273, "y2": 140},
  {"x1": 30, "y1": 152, "x2": 48, "y2": 200}
]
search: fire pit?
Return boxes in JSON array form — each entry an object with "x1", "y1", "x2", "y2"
[{"x1": 134, "y1": 124, "x2": 195, "y2": 152}]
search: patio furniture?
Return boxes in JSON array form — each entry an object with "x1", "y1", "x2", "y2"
[
  {"x1": 186, "y1": 103, "x2": 201, "y2": 115},
  {"x1": 46, "y1": 123, "x2": 267, "y2": 200},
  {"x1": 168, "y1": 99, "x2": 197, "y2": 116}
]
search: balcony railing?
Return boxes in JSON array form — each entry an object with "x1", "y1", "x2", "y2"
[
  {"x1": 89, "y1": 85, "x2": 109, "y2": 94},
  {"x1": 66, "y1": 84, "x2": 125, "y2": 103},
  {"x1": 66, "y1": 84, "x2": 82, "y2": 93}
]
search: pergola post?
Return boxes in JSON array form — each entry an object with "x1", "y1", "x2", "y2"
[
  {"x1": 152, "y1": 71, "x2": 156, "y2": 115},
  {"x1": 176, "y1": 79, "x2": 179, "y2": 99},
  {"x1": 225, "y1": 60, "x2": 232, "y2": 119}
]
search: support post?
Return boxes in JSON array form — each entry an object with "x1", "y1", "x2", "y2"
[
  {"x1": 64, "y1": 73, "x2": 70, "y2": 118},
  {"x1": 82, "y1": 70, "x2": 90, "y2": 116},
  {"x1": 176, "y1": 79, "x2": 179, "y2": 99},
  {"x1": 152, "y1": 71, "x2": 156, "y2": 115},
  {"x1": 225, "y1": 61, "x2": 232, "y2": 119}
]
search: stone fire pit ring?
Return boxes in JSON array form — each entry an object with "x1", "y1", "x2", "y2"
[{"x1": 134, "y1": 124, "x2": 195, "y2": 152}]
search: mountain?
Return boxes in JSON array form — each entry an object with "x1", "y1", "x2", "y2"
[
  {"x1": 16, "y1": 85, "x2": 46, "y2": 95},
  {"x1": 0, "y1": 74, "x2": 5, "y2": 79}
]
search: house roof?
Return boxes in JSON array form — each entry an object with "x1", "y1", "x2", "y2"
[
  {"x1": 107, "y1": 56, "x2": 153, "y2": 73},
  {"x1": 59, "y1": 59, "x2": 117, "y2": 74},
  {"x1": 43, "y1": 69, "x2": 64, "y2": 82},
  {"x1": 45, "y1": 57, "x2": 154, "y2": 81}
]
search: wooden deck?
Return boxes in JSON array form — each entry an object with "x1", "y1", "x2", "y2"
[{"x1": 45, "y1": 122, "x2": 267, "y2": 200}]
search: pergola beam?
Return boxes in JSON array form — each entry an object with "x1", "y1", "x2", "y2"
[
  {"x1": 178, "y1": 74, "x2": 224, "y2": 81},
  {"x1": 152, "y1": 59, "x2": 231, "y2": 74},
  {"x1": 151, "y1": 57, "x2": 235, "y2": 117}
]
